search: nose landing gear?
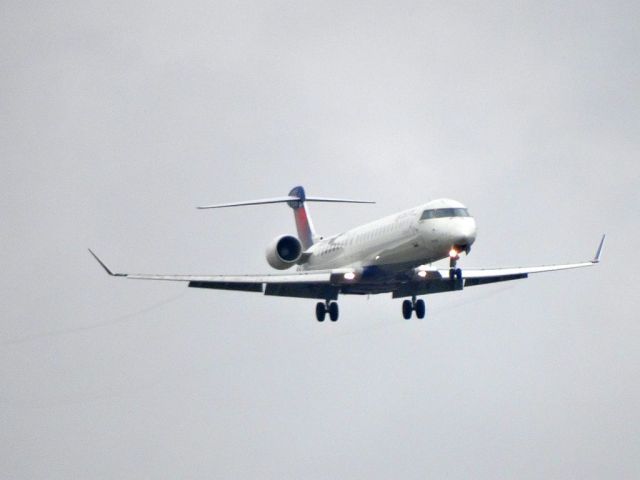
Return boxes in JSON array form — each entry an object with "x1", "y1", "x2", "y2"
[
  {"x1": 449, "y1": 248, "x2": 464, "y2": 290},
  {"x1": 402, "y1": 296, "x2": 426, "y2": 320},
  {"x1": 449, "y1": 248, "x2": 460, "y2": 277}
]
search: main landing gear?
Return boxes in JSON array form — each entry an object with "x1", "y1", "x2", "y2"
[
  {"x1": 316, "y1": 301, "x2": 339, "y2": 322},
  {"x1": 402, "y1": 296, "x2": 426, "y2": 320}
]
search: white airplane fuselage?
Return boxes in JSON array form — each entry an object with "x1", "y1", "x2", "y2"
[{"x1": 301, "y1": 198, "x2": 477, "y2": 273}]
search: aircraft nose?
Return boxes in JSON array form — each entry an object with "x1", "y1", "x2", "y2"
[{"x1": 453, "y1": 219, "x2": 477, "y2": 249}]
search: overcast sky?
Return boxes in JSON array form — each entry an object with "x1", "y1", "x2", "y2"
[{"x1": 2, "y1": 0, "x2": 639, "y2": 478}]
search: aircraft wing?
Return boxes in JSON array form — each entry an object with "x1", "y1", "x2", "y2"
[
  {"x1": 88, "y1": 249, "x2": 341, "y2": 299},
  {"x1": 445, "y1": 260, "x2": 597, "y2": 287},
  {"x1": 440, "y1": 235, "x2": 606, "y2": 287},
  {"x1": 392, "y1": 235, "x2": 605, "y2": 298}
]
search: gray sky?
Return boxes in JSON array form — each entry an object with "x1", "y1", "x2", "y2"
[{"x1": 2, "y1": 0, "x2": 639, "y2": 478}]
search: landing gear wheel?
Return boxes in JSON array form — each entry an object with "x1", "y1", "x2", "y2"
[
  {"x1": 415, "y1": 299, "x2": 426, "y2": 319},
  {"x1": 449, "y1": 267, "x2": 463, "y2": 284},
  {"x1": 328, "y1": 302, "x2": 339, "y2": 322},
  {"x1": 402, "y1": 300, "x2": 413, "y2": 320},
  {"x1": 449, "y1": 267, "x2": 463, "y2": 290},
  {"x1": 315, "y1": 302, "x2": 326, "y2": 322}
]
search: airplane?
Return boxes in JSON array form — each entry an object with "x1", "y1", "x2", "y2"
[{"x1": 89, "y1": 185, "x2": 605, "y2": 322}]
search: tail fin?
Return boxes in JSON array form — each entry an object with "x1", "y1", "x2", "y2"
[
  {"x1": 197, "y1": 185, "x2": 374, "y2": 250},
  {"x1": 287, "y1": 186, "x2": 316, "y2": 249}
]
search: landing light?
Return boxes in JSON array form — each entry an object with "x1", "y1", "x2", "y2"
[
  {"x1": 417, "y1": 270, "x2": 427, "y2": 278},
  {"x1": 449, "y1": 248, "x2": 459, "y2": 258},
  {"x1": 344, "y1": 272, "x2": 356, "y2": 281}
]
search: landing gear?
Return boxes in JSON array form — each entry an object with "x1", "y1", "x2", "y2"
[
  {"x1": 316, "y1": 301, "x2": 339, "y2": 322},
  {"x1": 449, "y1": 267, "x2": 463, "y2": 291},
  {"x1": 402, "y1": 296, "x2": 427, "y2": 320},
  {"x1": 328, "y1": 302, "x2": 339, "y2": 322},
  {"x1": 449, "y1": 248, "x2": 464, "y2": 289},
  {"x1": 449, "y1": 248, "x2": 459, "y2": 278},
  {"x1": 402, "y1": 300, "x2": 413, "y2": 320}
]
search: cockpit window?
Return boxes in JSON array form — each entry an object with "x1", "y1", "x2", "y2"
[{"x1": 420, "y1": 208, "x2": 470, "y2": 220}]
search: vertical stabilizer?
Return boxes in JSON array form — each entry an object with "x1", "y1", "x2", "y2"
[{"x1": 287, "y1": 186, "x2": 317, "y2": 249}]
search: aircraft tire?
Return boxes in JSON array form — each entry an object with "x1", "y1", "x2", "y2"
[
  {"x1": 329, "y1": 302, "x2": 339, "y2": 321},
  {"x1": 402, "y1": 300, "x2": 413, "y2": 320},
  {"x1": 315, "y1": 302, "x2": 326, "y2": 322},
  {"x1": 415, "y1": 299, "x2": 426, "y2": 319}
]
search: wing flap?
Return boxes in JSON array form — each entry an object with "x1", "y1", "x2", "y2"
[
  {"x1": 464, "y1": 273, "x2": 528, "y2": 287},
  {"x1": 188, "y1": 281, "x2": 263, "y2": 292},
  {"x1": 264, "y1": 283, "x2": 339, "y2": 299}
]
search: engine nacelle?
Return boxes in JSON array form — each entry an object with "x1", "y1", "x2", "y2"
[{"x1": 265, "y1": 235, "x2": 303, "y2": 270}]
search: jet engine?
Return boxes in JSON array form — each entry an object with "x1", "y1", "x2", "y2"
[{"x1": 265, "y1": 235, "x2": 303, "y2": 270}]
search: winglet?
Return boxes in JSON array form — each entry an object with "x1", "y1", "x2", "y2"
[
  {"x1": 88, "y1": 249, "x2": 127, "y2": 277},
  {"x1": 593, "y1": 234, "x2": 606, "y2": 263}
]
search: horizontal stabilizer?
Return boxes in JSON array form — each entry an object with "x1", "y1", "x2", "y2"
[
  {"x1": 197, "y1": 195, "x2": 374, "y2": 209},
  {"x1": 197, "y1": 196, "x2": 298, "y2": 209},
  {"x1": 304, "y1": 197, "x2": 375, "y2": 204}
]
